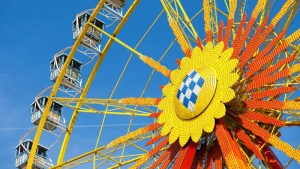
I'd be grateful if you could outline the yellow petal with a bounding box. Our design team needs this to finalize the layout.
[221,73,239,87]
[202,98,225,119]
[221,48,233,60]
[222,59,239,73]
[191,46,202,60]
[214,41,224,56]
[157,111,168,124]
[157,98,167,110]
[221,88,236,103]
[192,51,205,68]
[204,41,213,50]
[214,102,226,119]
[169,129,180,144]
[218,57,238,77]
[157,97,172,111]
[170,69,182,84]
[179,134,190,147]
[180,57,192,71]
[160,122,172,136]
[202,42,214,60]
[203,117,215,133]
[191,129,203,143]
[162,83,173,97]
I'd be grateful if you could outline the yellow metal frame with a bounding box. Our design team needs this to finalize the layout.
[57,0,141,166]
[25,0,300,168]
[50,131,163,169]
[160,0,198,39]
[50,4,204,168]
[93,9,166,167]
[26,0,108,168]
[89,23,145,57]
[26,0,141,168]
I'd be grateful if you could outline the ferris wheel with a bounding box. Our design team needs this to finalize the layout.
[14,0,300,168]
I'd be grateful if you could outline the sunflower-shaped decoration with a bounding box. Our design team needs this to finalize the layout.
[158,42,239,146]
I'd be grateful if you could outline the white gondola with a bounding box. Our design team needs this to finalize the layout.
[31,96,65,131]
[104,0,126,17]
[15,140,51,169]
[72,13,105,53]
[50,53,82,91]
[106,0,126,8]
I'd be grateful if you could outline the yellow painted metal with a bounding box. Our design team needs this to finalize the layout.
[77,107,150,114]
[93,9,166,167]
[224,0,230,12]
[118,7,204,167]
[175,0,198,38]
[283,0,299,30]
[236,0,246,21]
[209,0,219,42]
[259,0,268,24]
[54,97,158,106]
[56,0,141,166]
[89,22,145,57]
[51,132,155,168]
[54,97,121,104]
[26,1,300,168]
[108,157,143,169]
[118,7,203,165]
[126,141,149,153]
[96,147,120,168]
[160,0,171,17]
[77,110,150,117]
[98,154,146,160]
[79,110,150,117]
[61,154,144,167]
[160,0,198,39]
[98,152,121,164]
[167,2,195,39]
[51,146,107,169]
[25,1,106,168]
[63,103,152,115]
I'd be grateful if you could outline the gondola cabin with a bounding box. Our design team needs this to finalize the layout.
[72,13,105,50]
[50,53,82,89]
[105,0,126,8]
[31,96,64,131]
[15,140,48,169]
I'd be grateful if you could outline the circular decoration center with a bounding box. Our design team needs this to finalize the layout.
[174,66,217,120]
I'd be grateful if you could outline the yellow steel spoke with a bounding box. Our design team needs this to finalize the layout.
[108,157,143,169]
[54,97,121,104]
[80,110,150,117]
[89,23,147,58]
[175,0,199,38]
[54,97,158,106]
[96,146,120,168]
[94,9,166,168]
[56,0,141,166]
[63,103,152,116]
[259,0,268,24]
[283,0,299,30]
[224,0,230,12]
[24,1,300,169]
[78,105,151,115]
[26,1,108,168]
[51,131,157,168]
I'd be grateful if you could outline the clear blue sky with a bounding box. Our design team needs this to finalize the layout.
[0,0,299,168]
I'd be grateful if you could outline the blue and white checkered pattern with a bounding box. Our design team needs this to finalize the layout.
[176,70,204,112]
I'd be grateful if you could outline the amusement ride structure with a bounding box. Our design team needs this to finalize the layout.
[15,0,300,168]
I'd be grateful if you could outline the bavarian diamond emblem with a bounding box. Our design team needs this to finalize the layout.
[176,70,204,112]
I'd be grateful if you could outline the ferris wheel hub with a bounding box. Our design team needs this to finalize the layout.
[174,66,217,120]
